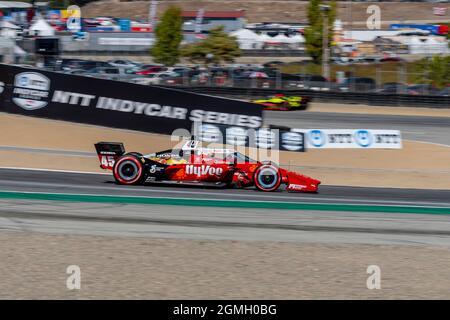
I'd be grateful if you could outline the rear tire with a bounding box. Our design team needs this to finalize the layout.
[253,164,282,192]
[113,155,145,185]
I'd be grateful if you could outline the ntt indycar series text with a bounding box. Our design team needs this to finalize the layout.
[0,65,263,135]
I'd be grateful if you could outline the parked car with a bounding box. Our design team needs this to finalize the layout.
[437,86,450,96]
[374,82,407,94]
[130,72,180,85]
[84,67,144,81]
[407,84,440,95]
[107,59,141,69]
[339,77,377,92]
[286,74,330,91]
[135,66,168,75]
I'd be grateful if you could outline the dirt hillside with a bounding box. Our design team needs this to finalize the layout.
[82,1,450,24]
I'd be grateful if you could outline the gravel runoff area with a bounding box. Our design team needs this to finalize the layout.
[0,231,450,299]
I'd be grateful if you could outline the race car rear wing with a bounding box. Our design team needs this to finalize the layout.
[94,142,125,170]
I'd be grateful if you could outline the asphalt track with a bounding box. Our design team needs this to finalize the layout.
[1,168,450,207]
[0,110,449,244]
[265,111,450,146]
[0,168,450,245]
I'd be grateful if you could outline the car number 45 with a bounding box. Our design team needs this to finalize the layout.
[101,156,115,167]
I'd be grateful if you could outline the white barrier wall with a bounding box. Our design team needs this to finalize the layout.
[291,129,402,149]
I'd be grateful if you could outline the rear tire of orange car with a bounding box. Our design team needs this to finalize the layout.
[113,155,144,185]
[253,164,282,192]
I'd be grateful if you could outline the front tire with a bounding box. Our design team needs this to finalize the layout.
[113,155,145,185]
[253,164,282,192]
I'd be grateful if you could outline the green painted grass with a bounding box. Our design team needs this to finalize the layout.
[0,191,449,215]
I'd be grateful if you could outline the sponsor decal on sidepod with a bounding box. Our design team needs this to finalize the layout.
[186,165,224,177]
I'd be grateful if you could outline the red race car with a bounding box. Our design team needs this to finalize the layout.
[94,140,320,192]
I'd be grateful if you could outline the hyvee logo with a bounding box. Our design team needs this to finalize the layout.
[12,72,50,110]
[186,165,223,176]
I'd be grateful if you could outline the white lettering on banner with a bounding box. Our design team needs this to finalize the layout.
[52,90,95,106]
[189,109,262,128]
[292,129,402,149]
[46,90,262,129]
[186,165,224,177]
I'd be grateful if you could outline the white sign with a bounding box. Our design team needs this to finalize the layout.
[292,129,402,149]
[66,5,82,32]
[12,72,51,110]
[195,8,205,34]
[149,0,158,28]
[98,38,155,46]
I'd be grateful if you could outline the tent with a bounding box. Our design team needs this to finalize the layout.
[0,20,21,38]
[286,34,305,44]
[407,36,426,54]
[258,33,276,43]
[30,18,55,36]
[272,34,290,43]
[14,45,27,56]
[424,37,449,55]
[230,29,262,49]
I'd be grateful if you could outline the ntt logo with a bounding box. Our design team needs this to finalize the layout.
[309,130,326,147]
[354,130,373,147]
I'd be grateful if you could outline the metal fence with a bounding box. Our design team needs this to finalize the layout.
[158,85,450,108]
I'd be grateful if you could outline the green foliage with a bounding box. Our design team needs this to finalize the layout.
[304,0,337,64]
[180,26,241,65]
[150,6,183,66]
[413,56,450,89]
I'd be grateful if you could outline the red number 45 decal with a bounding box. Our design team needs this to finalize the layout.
[101,156,115,168]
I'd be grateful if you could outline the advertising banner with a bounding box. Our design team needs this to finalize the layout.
[194,123,305,152]
[0,64,263,135]
[292,129,402,149]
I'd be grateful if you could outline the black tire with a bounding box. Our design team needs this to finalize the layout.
[113,154,145,185]
[253,164,282,192]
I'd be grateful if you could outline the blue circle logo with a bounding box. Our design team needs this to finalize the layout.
[18,76,28,87]
[309,130,326,147]
[354,130,372,147]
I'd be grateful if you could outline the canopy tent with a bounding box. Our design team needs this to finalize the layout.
[0,20,21,38]
[424,37,449,54]
[272,34,290,43]
[0,20,20,29]
[407,36,449,54]
[258,33,276,43]
[230,29,262,49]
[14,45,27,56]
[285,34,305,43]
[30,17,55,36]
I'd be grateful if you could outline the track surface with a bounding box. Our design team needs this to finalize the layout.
[1,168,450,207]
[265,111,450,146]
[0,168,450,245]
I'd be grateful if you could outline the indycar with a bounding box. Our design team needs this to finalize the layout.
[252,94,309,111]
[94,140,320,192]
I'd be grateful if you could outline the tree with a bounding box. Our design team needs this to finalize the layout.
[151,6,183,66]
[180,26,241,65]
[414,56,450,89]
[304,0,337,64]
